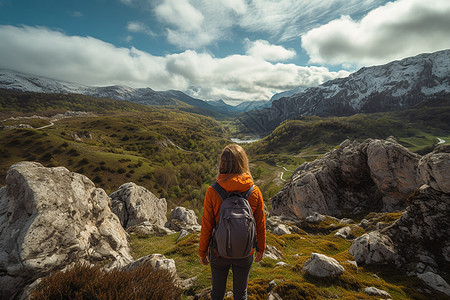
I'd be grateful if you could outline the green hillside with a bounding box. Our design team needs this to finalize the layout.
[0,90,231,214]
[246,99,450,157]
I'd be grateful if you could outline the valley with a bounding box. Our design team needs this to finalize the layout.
[1,49,449,299]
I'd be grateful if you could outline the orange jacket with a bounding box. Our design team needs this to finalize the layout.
[199,173,266,258]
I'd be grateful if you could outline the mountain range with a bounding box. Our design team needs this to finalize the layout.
[239,49,450,134]
[0,70,269,114]
[1,49,449,126]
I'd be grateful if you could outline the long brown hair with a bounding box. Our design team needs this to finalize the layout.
[218,144,251,177]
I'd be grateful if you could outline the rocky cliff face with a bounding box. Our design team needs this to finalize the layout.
[349,145,450,295]
[0,162,133,299]
[271,138,423,218]
[241,49,450,134]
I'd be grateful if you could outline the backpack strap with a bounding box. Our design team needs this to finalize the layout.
[243,185,255,200]
[211,182,255,200]
[211,182,228,200]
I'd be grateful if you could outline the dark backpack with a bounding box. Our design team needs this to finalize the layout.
[210,182,257,259]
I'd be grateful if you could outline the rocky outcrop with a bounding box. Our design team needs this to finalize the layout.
[384,185,449,274]
[302,253,345,277]
[417,272,450,296]
[0,162,133,299]
[349,146,449,291]
[165,206,201,232]
[110,182,168,229]
[272,138,422,218]
[418,144,450,193]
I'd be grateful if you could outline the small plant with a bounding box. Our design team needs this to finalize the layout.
[272,281,321,300]
[31,263,182,299]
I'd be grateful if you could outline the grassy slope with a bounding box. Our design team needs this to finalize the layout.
[131,212,447,299]
[0,90,230,214]
[2,90,449,299]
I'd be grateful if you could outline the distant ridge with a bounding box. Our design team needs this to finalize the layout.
[0,69,269,114]
[239,49,450,134]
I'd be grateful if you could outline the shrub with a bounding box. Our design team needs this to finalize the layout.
[31,263,182,299]
[272,281,321,300]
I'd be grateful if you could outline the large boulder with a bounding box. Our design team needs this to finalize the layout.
[124,254,176,276]
[349,231,397,265]
[349,184,449,277]
[272,138,422,218]
[417,272,450,296]
[0,162,133,299]
[302,253,345,277]
[384,185,450,275]
[366,138,423,211]
[110,182,167,229]
[165,206,201,232]
[418,145,450,193]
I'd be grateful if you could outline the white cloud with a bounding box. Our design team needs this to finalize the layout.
[150,0,387,48]
[301,0,450,66]
[71,11,83,18]
[127,21,155,36]
[245,39,296,62]
[0,25,349,101]
[155,0,204,32]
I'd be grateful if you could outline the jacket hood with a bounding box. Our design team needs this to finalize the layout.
[216,173,254,193]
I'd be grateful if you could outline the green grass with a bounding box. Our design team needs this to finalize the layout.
[128,214,447,299]
[0,110,230,214]
[244,100,450,157]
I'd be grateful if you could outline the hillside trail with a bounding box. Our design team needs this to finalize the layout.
[36,122,54,130]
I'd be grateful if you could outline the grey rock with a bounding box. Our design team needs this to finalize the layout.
[0,162,132,299]
[383,185,449,274]
[349,231,397,265]
[366,139,422,211]
[334,226,353,239]
[272,138,420,218]
[417,272,450,296]
[339,218,354,224]
[305,212,326,224]
[359,219,369,228]
[124,253,176,276]
[418,146,450,193]
[127,221,175,237]
[110,182,167,229]
[272,223,291,236]
[364,286,392,298]
[165,206,201,232]
[268,291,283,300]
[264,245,284,260]
[176,229,190,241]
[302,253,345,277]
[275,262,289,267]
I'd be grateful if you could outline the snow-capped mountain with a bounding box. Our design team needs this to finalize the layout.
[0,70,179,106]
[0,70,266,113]
[269,86,306,102]
[240,49,450,134]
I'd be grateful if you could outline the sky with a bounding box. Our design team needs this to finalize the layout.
[0,0,449,104]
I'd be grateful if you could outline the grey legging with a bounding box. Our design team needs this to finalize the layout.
[210,254,254,300]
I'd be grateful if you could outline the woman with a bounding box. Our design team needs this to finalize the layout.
[199,144,266,300]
